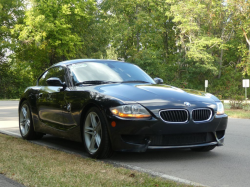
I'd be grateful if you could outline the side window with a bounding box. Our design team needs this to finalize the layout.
[50,67,65,82]
[38,71,49,86]
[38,67,65,86]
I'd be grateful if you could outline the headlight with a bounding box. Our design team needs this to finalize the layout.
[216,102,224,115]
[110,104,151,118]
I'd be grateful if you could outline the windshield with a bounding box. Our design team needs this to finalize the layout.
[68,61,155,85]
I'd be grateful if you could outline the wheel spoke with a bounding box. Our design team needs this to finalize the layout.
[89,135,96,150]
[85,126,94,135]
[90,113,97,128]
[85,127,94,131]
[24,121,29,133]
[95,122,101,132]
[95,134,101,147]
[85,130,94,135]
[22,107,27,119]
[20,120,25,126]
[27,119,30,127]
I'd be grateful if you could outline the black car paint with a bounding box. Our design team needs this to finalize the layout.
[19,59,228,152]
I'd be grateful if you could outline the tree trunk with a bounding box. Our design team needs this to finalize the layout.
[136,5,139,52]
[218,48,223,79]
[163,22,168,62]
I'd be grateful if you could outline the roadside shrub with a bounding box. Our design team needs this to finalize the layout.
[243,99,250,111]
[229,95,244,109]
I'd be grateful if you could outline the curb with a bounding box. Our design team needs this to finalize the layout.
[0,174,26,187]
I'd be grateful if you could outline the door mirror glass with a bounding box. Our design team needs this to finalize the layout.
[154,77,163,84]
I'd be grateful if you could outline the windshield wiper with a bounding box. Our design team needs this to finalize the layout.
[121,80,152,84]
[75,80,119,86]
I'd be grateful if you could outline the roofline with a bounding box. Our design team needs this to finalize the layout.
[51,59,126,67]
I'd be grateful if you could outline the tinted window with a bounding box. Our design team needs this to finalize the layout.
[38,67,65,86]
[69,61,155,84]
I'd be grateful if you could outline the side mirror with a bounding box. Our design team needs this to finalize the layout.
[154,77,163,84]
[46,77,66,90]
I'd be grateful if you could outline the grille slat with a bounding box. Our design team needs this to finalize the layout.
[160,109,188,123]
[192,109,212,122]
[180,111,184,121]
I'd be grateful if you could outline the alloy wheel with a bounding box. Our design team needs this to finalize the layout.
[84,112,102,154]
[20,104,31,136]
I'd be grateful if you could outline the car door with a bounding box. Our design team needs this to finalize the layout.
[36,66,66,128]
[61,67,82,129]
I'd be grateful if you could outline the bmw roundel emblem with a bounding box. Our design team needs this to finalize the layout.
[184,102,191,107]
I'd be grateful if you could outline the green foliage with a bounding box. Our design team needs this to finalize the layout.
[0,0,27,99]
[101,0,176,63]
[227,0,250,75]
[0,0,24,48]
[13,0,101,78]
[104,46,118,60]
[0,60,34,99]
[1,0,250,99]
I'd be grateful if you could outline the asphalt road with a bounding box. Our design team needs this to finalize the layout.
[1,101,250,187]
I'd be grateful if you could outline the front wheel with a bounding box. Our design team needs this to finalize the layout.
[83,107,113,159]
[190,145,216,152]
[19,101,43,140]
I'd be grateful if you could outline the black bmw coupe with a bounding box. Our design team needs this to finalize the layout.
[19,59,227,158]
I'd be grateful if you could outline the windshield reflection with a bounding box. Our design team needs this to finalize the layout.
[69,61,155,85]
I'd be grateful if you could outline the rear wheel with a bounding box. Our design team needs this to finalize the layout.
[190,145,216,152]
[83,107,113,159]
[19,101,43,140]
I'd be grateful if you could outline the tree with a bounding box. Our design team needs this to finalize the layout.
[13,0,97,78]
[101,0,177,80]
[226,0,250,75]
[0,0,24,63]
[0,0,27,99]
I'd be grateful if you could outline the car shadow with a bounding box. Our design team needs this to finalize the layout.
[110,148,222,163]
[33,135,223,163]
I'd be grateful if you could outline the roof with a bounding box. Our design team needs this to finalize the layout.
[51,59,123,67]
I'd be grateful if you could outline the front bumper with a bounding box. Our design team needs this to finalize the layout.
[106,113,227,152]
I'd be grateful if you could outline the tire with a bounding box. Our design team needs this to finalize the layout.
[83,107,113,159]
[190,145,216,152]
[19,101,44,140]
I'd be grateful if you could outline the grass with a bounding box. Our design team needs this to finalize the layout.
[224,103,250,119]
[0,99,19,101]
[225,109,250,119]
[0,134,190,187]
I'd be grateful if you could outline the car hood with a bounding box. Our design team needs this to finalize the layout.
[76,83,219,117]
[92,83,219,108]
